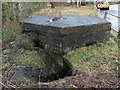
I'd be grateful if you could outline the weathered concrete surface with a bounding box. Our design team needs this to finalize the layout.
[20,15,111,55]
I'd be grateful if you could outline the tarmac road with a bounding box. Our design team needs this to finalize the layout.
[97,4,120,32]
[107,4,120,32]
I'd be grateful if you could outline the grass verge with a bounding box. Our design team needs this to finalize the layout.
[64,30,118,77]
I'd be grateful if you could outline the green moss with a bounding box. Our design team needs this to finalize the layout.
[21,42,34,50]
[15,48,65,75]
[20,34,35,50]
[15,48,46,69]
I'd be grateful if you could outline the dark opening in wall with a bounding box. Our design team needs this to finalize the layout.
[86,41,97,46]
[39,57,73,82]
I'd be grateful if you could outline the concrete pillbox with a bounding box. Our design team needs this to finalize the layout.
[20,15,111,55]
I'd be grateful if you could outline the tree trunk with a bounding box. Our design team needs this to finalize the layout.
[50,2,64,8]
[80,0,81,6]
[76,0,81,7]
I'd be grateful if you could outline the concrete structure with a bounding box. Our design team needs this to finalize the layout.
[20,15,111,55]
[20,15,111,80]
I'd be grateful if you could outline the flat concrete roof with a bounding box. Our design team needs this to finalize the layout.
[21,15,110,28]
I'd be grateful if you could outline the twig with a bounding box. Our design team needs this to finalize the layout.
[0,82,8,88]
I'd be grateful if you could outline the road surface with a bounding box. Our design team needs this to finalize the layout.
[97,4,120,32]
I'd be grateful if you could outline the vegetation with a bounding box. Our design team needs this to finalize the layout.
[65,30,118,77]
[2,2,48,45]
[2,2,119,88]
[15,48,46,69]
[13,30,118,78]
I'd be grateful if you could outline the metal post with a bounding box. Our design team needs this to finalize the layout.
[77,0,79,7]
[104,11,108,19]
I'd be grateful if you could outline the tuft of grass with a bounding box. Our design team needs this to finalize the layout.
[20,34,35,51]
[2,63,11,71]
[2,21,19,44]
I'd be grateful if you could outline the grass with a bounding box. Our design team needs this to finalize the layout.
[29,5,96,17]
[2,20,19,45]
[13,29,118,78]
[2,6,119,87]
[64,30,118,77]
[15,48,46,69]
[4,5,118,74]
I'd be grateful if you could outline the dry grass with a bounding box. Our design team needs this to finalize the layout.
[29,6,97,17]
